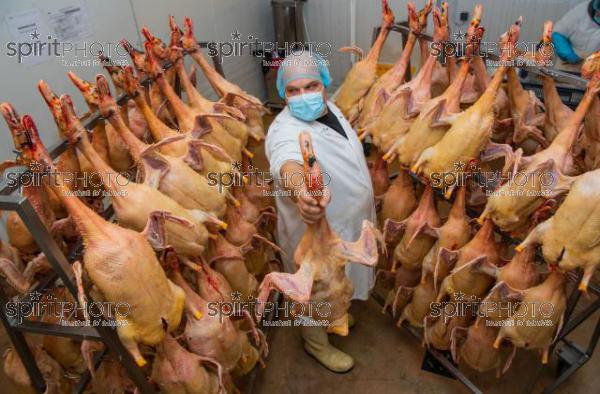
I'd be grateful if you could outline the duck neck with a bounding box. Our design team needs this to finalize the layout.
[476,65,507,113]
[106,110,147,159]
[388,33,418,81]
[76,135,122,196]
[444,59,471,111]
[155,73,194,126]
[133,90,177,140]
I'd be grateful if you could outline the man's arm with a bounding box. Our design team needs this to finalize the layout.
[280,161,331,224]
[552,32,583,64]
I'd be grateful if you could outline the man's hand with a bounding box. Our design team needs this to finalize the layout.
[297,186,331,224]
[280,161,331,224]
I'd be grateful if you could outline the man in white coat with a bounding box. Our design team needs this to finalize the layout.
[265,51,376,372]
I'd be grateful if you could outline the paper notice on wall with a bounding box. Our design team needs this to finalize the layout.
[5,8,54,66]
[47,2,91,42]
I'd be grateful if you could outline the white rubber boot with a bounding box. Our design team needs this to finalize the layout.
[301,325,354,373]
[348,313,355,329]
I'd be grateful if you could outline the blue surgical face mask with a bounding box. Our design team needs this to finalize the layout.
[287,92,326,122]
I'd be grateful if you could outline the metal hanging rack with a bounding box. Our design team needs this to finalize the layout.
[381,22,590,89]
[367,21,599,394]
[0,42,224,394]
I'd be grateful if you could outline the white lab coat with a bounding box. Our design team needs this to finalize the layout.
[265,101,376,300]
[554,1,600,72]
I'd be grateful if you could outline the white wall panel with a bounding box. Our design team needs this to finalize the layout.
[127,0,215,97]
[356,0,410,64]
[307,0,428,89]
[130,0,274,101]
[303,0,352,92]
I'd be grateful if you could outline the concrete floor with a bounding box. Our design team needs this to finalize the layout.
[251,293,599,394]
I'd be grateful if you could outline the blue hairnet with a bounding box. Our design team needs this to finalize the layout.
[276,52,332,98]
